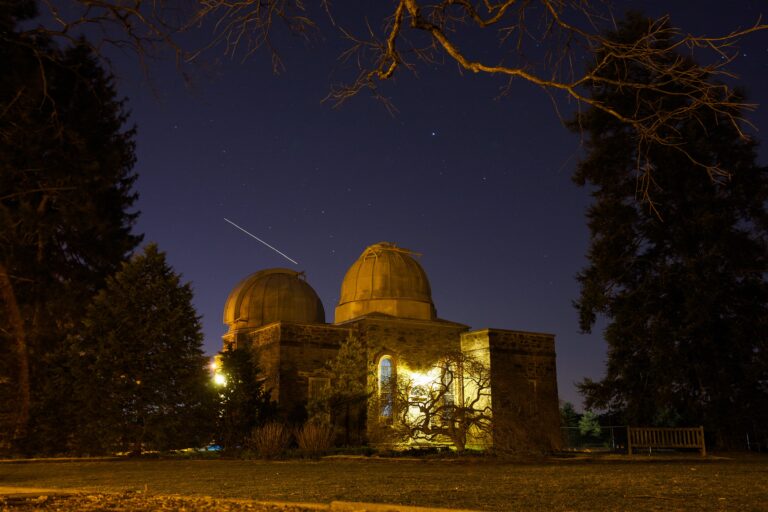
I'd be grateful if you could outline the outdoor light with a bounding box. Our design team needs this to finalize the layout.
[209,356,226,386]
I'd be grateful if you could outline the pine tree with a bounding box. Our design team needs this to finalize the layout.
[0,2,140,451]
[578,411,601,439]
[69,244,213,454]
[314,333,370,446]
[331,334,371,445]
[571,13,768,447]
[215,346,275,450]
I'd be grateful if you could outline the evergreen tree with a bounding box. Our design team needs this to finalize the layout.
[572,13,768,447]
[69,244,213,454]
[215,346,275,450]
[0,2,140,451]
[321,333,369,446]
[559,402,579,429]
[578,411,601,439]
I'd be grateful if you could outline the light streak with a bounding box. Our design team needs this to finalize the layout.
[223,217,299,265]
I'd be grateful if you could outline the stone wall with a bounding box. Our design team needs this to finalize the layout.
[241,322,350,417]
[231,318,561,452]
[462,328,561,452]
[347,315,468,445]
[276,323,350,418]
[353,315,467,371]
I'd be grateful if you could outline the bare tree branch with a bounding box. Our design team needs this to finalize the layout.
[393,352,492,451]
[19,1,768,201]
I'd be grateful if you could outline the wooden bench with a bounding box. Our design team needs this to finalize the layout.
[627,426,706,456]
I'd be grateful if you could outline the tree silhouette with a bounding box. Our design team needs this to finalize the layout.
[69,244,213,454]
[216,345,276,450]
[1,1,140,452]
[308,333,370,446]
[572,13,768,447]
[17,1,768,192]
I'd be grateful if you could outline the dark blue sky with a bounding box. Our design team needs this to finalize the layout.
[107,1,767,408]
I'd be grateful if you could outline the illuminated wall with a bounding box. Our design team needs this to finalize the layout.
[222,244,561,452]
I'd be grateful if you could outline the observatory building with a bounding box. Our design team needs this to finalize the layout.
[222,242,560,451]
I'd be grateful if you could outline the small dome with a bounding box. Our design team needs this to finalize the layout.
[335,242,436,323]
[224,268,325,332]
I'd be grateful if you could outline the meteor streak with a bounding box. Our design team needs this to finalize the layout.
[223,218,298,265]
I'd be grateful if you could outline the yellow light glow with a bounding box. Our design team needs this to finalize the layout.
[406,367,441,388]
[213,373,227,387]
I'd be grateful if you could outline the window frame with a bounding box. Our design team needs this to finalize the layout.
[377,355,396,419]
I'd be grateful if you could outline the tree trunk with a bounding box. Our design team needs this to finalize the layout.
[0,262,30,444]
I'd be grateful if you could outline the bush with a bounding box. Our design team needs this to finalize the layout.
[249,423,291,459]
[296,421,333,457]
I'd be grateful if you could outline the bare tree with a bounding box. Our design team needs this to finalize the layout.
[21,1,767,200]
[393,352,492,452]
[321,1,766,201]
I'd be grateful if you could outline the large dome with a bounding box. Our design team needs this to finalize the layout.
[223,268,325,332]
[335,242,436,323]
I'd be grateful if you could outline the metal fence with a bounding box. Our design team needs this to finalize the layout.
[560,425,627,452]
[563,425,768,453]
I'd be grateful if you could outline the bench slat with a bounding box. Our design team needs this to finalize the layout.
[627,426,705,456]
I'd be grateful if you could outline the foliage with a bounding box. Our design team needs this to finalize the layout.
[0,2,141,452]
[216,346,276,449]
[295,421,333,457]
[393,352,492,452]
[571,13,768,447]
[248,422,290,459]
[68,244,213,454]
[311,333,370,446]
[578,411,602,438]
[560,402,579,429]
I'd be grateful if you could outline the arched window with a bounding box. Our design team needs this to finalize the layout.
[442,365,455,407]
[378,356,394,418]
[440,363,456,423]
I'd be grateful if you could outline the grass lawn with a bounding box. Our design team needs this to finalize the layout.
[1,454,767,511]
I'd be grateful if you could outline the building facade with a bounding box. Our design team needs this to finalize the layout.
[222,242,560,451]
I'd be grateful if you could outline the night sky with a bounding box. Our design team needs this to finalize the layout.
[102,1,767,408]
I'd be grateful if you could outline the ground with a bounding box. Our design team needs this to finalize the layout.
[0,454,766,511]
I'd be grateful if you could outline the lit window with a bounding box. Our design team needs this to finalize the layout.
[440,364,456,424]
[442,366,455,407]
[379,356,394,418]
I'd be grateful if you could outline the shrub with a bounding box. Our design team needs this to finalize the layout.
[249,423,291,459]
[296,421,333,457]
